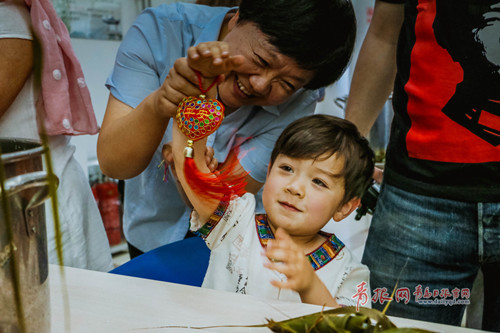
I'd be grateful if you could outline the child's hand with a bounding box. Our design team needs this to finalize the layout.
[187,42,245,79]
[264,228,317,294]
[264,228,339,307]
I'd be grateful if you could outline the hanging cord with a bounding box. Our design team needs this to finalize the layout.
[195,70,220,95]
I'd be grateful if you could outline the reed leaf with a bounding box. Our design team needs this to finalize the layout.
[139,306,437,332]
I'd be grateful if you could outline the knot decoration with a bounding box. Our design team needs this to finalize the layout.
[176,96,224,143]
[174,70,247,200]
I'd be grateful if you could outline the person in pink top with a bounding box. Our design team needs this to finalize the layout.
[0,0,113,271]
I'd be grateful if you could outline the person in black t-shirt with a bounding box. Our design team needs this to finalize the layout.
[345,0,500,330]
[434,1,500,145]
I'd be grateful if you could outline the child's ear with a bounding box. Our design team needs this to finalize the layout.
[332,197,361,222]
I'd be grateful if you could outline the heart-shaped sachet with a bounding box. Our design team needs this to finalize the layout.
[176,95,225,141]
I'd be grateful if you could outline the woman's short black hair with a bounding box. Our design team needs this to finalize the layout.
[238,0,356,89]
[196,0,240,7]
[270,114,374,205]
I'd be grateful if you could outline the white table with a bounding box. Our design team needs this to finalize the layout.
[48,265,489,333]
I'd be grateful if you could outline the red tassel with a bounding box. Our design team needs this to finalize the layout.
[183,145,248,201]
[177,71,249,200]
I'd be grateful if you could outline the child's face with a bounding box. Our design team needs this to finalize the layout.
[262,153,352,238]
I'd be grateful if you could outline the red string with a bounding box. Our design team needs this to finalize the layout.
[195,70,219,94]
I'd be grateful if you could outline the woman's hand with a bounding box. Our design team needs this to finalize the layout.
[152,42,244,121]
[153,57,203,120]
[187,41,244,79]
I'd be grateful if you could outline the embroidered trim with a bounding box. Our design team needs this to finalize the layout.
[255,214,345,271]
[194,195,231,239]
[255,214,274,248]
[308,231,345,270]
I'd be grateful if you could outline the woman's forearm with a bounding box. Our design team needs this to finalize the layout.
[345,0,403,137]
[97,92,171,179]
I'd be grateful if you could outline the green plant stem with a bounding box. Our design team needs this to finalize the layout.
[0,149,26,333]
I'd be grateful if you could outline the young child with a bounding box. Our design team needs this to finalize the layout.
[172,97,375,307]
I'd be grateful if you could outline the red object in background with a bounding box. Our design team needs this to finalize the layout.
[93,181,121,245]
[91,186,99,204]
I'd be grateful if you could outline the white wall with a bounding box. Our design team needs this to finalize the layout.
[70,38,121,175]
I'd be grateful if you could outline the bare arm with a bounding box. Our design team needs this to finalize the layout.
[168,42,251,221]
[171,98,262,222]
[345,0,404,136]
[97,41,244,180]
[167,42,261,213]
[172,123,219,222]
[97,93,169,179]
[0,38,33,117]
[162,142,263,210]
[97,57,206,179]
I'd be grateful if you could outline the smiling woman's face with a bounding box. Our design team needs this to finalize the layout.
[217,18,314,112]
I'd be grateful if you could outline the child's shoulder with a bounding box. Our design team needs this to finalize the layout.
[318,230,345,249]
[229,192,256,212]
[309,231,348,270]
[190,192,257,235]
[315,231,368,269]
